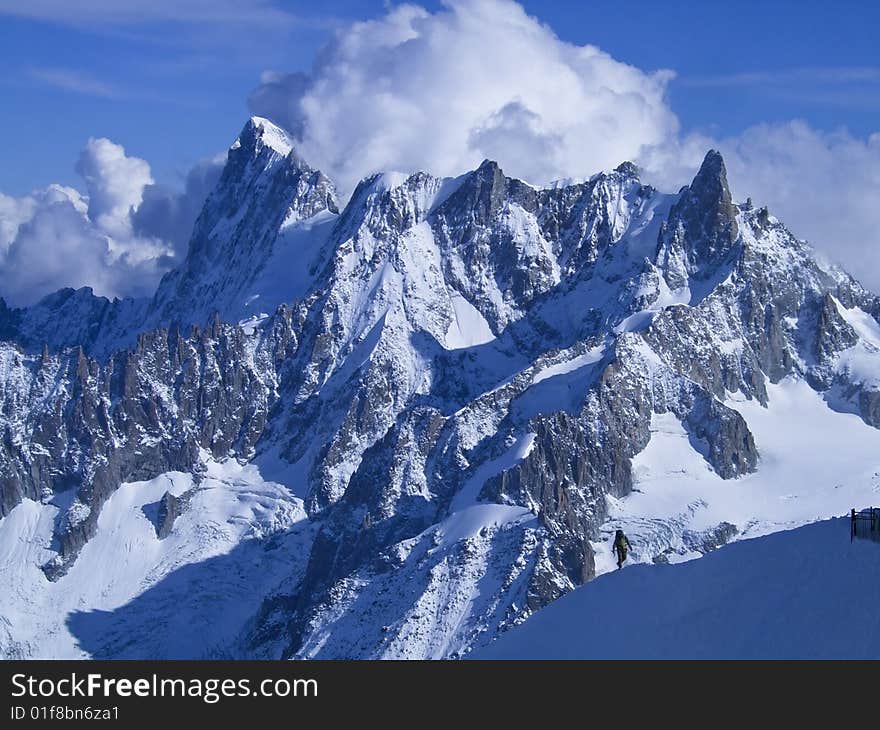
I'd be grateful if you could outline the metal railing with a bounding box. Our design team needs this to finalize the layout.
[851,507,880,543]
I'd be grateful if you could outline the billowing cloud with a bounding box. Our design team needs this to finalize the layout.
[132,155,224,261]
[75,137,154,238]
[1,188,152,305]
[248,0,679,196]
[0,190,39,253]
[245,0,880,292]
[718,122,880,289]
[0,140,218,307]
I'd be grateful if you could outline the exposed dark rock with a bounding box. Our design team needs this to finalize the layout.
[815,292,858,363]
[657,150,740,288]
[684,521,739,554]
[156,490,191,539]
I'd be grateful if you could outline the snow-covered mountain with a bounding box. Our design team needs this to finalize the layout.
[2,117,880,659]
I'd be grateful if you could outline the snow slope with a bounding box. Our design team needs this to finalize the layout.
[0,457,312,659]
[832,297,880,390]
[591,377,880,575]
[477,517,880,659]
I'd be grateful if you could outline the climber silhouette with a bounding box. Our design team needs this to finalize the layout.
[612,529,631,570]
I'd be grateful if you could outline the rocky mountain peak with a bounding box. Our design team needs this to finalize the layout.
[436,158,538,232]
[687,149,733,212]
[613,160,639,179]
[453,158,510,223]
[221,117,336,208]
[145,119,338,330]
[235,116,296,160]
[693,149,728,190]
[656,149,740,289]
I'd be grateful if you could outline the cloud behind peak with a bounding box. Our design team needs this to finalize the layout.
[248,0,679,197]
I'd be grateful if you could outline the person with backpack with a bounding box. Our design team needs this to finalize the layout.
[612,529,631,569]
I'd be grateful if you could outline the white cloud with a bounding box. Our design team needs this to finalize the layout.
[28,67,124,99]
[0,140,217,307]
[1,190,144,305]
[248,0,679,196]
[718,122,880,289]
[680,66,880,88]
[246,0,880,291]
[0,191,39,253]
[75,137,153,238]
[0,0,297,30]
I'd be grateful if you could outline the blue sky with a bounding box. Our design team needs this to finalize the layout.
[1,0,878,194]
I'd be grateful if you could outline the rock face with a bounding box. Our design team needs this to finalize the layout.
[0,312,299,578]
[3,120,880,658]
[156,490,189,539]
[148,117,338,330]
[0,287,147,357]
[657,150,740,288]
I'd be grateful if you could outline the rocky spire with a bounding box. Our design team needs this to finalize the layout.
[687,149,738,243]
[234,116,296,161]
[435,158,538,234]
[446,159,509,226]
[657,149,740,289]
